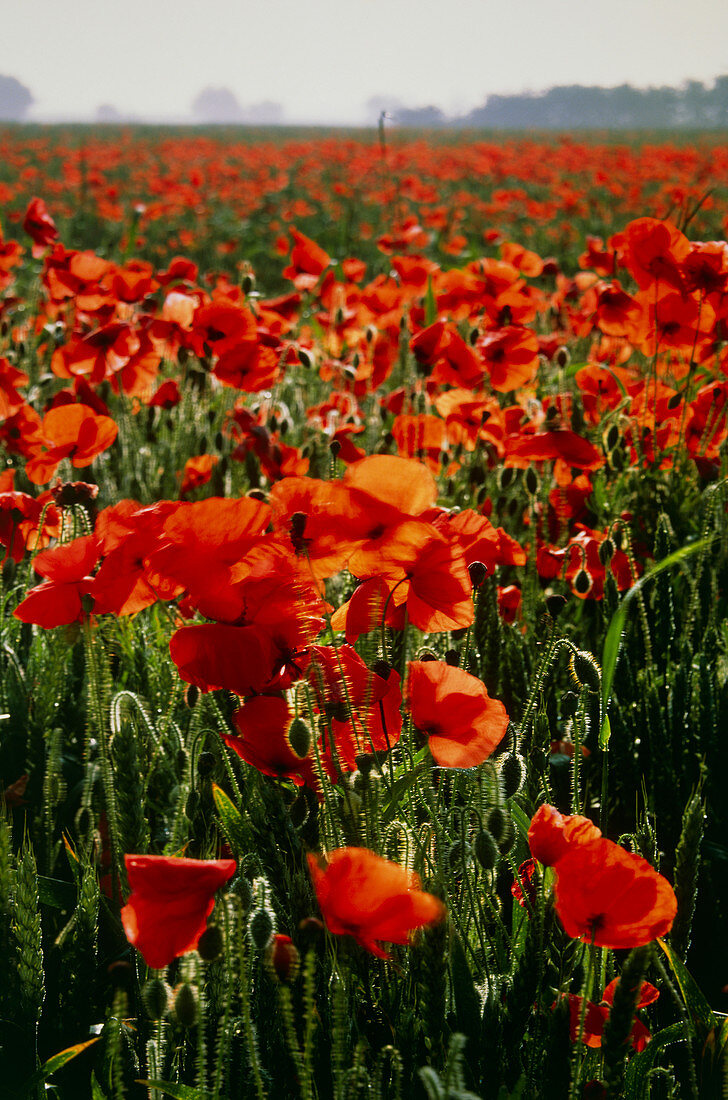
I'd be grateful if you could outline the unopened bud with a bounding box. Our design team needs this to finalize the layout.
[473,829,499,870]
[524,467,539,496]
[569,650,601,692]
[546,594,567,619]
[598,538,615,565]
[248,907,275,951]
[173,982,198,1028]
[468,560,488,588]
[500,753,525,799]
[287,718,311,759]
[573,568,592,596]
[266,934,300,982]
[197,924,224,961]
[142,978,173,1020]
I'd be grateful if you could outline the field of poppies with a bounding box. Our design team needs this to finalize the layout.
[1,126,728,1099]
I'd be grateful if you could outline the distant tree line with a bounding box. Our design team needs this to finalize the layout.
[394,78,728,129]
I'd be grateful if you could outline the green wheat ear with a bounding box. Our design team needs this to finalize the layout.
[0,810,16,1019]
[13,839,45,1041]
[671,793,705,961]
[601,944,653,1098]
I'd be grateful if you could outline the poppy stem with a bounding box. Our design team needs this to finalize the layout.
[568,934,597,1100]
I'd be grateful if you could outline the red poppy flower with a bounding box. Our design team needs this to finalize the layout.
[0,490,60,563]
[283,229,331,290]
[307,646,403,770]
[553,839,677,949]
[25,404,118,486]
[180,454,218,496]
[528,804,602,867]
[223,694,320,788]
[121,854,236,969]
[563,978,659,1052]
[476,326,539,393]
[23,198,59,252]
[307,847,445,958]
[13,535,99,628]
[406,660,508,768]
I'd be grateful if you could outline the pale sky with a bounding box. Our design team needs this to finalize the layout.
[7,0,728,124]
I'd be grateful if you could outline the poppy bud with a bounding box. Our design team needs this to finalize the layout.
[142,978,173,1020]
[241,270,256,295]
[468,560,488,588]
[231,875,253,910]
[555,346,571,369]
[248,488,267,502]
[496,816,516,854]
[298,916,324,944]
[561,691,579,718]
[287,717,311,759]
[2,558,16,585]
[603,423,620,451]
[107,960,134,990]
[598,538,615,565]
[266,934,300,983]
[248,907,275,951]
[525,467,539,496]
[298,347,313,369]
[288,792,309,829]
[80,593,95,615]
[329,439,341,460]
[485,805,509,845]
[184,791,200,821]
[497,465,517,490]
[573,568,593,596]
[473,829,499,870]
[197,751,215,778]
[185,684,199,709]
[447,841,473,874]
[500,754,525,799]
[667,391,682,411]
[569,650,601,692]
[197,924,224,961]
[173,982,198,1028]
[546,593,567,619]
